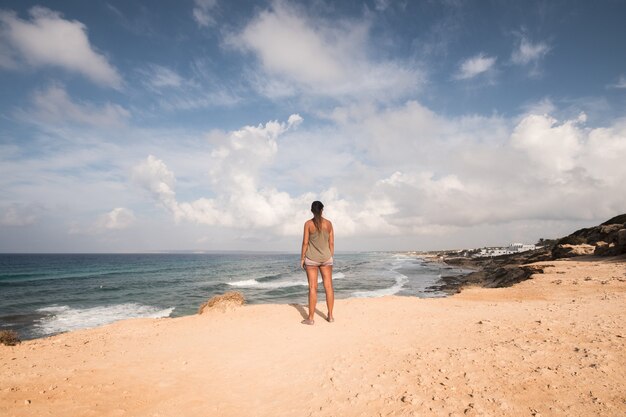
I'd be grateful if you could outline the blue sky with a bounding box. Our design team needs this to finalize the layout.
[1,0,625,252]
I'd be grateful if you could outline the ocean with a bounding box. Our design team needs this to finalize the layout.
[0,252,468,340]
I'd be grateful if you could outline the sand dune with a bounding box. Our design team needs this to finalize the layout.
[2,256,625,416]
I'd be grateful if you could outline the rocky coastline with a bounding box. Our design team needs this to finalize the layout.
[426,214,626,294]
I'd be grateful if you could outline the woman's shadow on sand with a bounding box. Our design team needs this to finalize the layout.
[289,303,329,321]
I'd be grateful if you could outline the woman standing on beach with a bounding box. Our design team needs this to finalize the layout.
[300,201,335,325]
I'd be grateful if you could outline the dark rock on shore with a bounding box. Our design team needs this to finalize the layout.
[426,213,626,294]
[426,247,552,294]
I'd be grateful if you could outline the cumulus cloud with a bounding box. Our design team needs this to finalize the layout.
[97,208,135,230]
[131,115,404,237]
[326,100,626,230]
[511,113,585,173]
[192,0,218,27]
[455,53,497,80]
[19,84,130,127]
[207,113,303,181]
[132,115,310,233]
[226,1,422,99]
[132,155,179,212]
[131,106,626,243]
[0,7,122,88]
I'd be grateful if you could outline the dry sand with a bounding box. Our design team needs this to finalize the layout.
[2,256,625,416]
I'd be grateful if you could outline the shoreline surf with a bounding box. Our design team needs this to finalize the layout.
[0,252,464,340]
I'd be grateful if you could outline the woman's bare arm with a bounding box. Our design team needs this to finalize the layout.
[328,221,334,258]
[300,221,310,269]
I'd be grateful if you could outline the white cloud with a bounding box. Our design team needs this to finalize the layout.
[0,7,122,88]
[132,115,310,233]
[132,155,179,212]
[20,84,130,127]
[126,103,626,244]
[98,208,136,230]
[131,115,403,237]
[207,113,303,182]
[511,113,584,173]
[520,98,556,116]
[192,0,218,27]
[511,37,550,65]
[68,208,136,235]
[511,36,550,78]
[329,100,626,229]
[227,1,422,99]
[3,94,625,251]
[455,53,497,80]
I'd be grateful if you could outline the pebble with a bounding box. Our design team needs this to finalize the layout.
[400,394,418,405]
[24,399,31,405]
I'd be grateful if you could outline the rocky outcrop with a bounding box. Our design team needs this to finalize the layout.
[552,243,595,258]
[615,230,626,246]
[553,214,626,257]
[198,291,245,314]
[429,247,552,294]
[427,213,626,294]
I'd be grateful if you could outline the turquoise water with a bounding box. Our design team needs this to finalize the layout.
[0,252,466,339]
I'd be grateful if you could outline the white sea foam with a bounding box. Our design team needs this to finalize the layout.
[227,278,307,289]
[351,272,408,298]
[35,304,174,336]
[228,271,346,289]
[227,279,260,287]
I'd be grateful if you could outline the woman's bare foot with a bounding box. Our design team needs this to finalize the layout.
[327,316,334,323]
[301,319,315,325]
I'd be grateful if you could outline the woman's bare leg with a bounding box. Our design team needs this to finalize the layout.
[320,265,334,321]
[304,266,319,323]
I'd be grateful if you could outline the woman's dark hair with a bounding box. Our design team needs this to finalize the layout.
[311,201,324,231]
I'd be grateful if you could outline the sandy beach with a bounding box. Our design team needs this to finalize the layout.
[1,256,625,417]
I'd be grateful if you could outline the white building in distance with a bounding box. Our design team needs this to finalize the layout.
[474,243,538,258]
